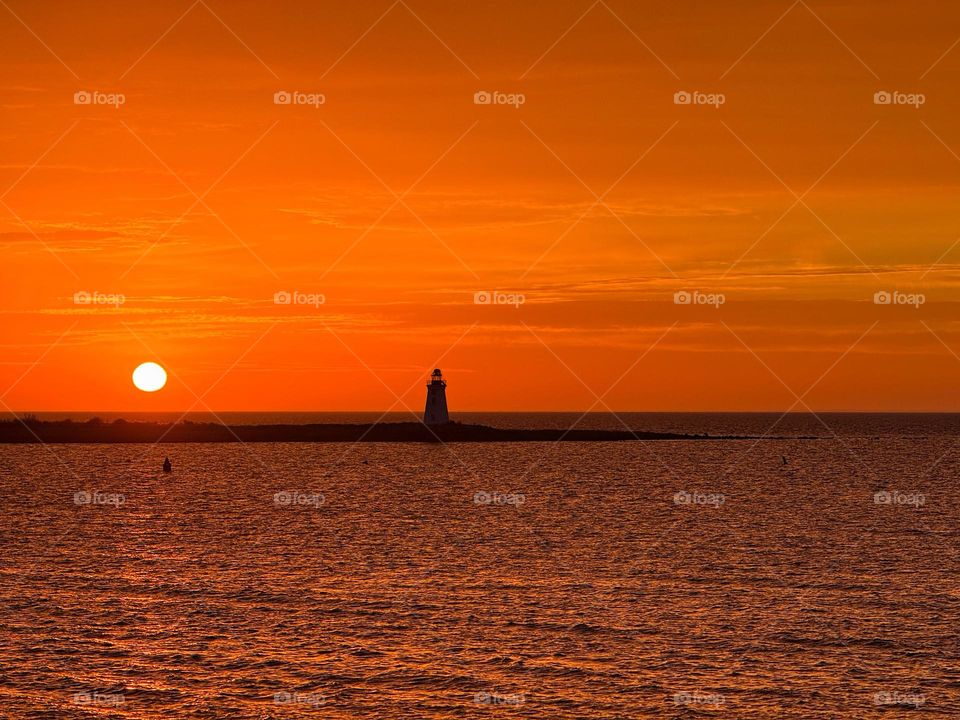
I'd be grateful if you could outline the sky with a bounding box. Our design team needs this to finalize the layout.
[2,0,960,412]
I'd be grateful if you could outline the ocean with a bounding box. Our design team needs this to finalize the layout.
[0,414,957,717]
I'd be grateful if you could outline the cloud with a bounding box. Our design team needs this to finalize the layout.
[280,191,750,232]
[0,229,121,244]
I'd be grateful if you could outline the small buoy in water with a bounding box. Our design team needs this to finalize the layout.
[781,455,788,466]
[162,457,172,473]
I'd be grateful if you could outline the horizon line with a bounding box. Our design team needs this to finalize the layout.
[6,409,960,415]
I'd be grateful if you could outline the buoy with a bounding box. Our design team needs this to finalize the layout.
[162,457,172,473]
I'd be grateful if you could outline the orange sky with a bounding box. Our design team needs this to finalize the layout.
[2,0,960,412]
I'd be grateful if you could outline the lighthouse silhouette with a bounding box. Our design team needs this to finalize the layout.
[423,368,450,425]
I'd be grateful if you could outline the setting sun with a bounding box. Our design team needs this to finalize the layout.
[132,362,167,393]
[2,2,959,718]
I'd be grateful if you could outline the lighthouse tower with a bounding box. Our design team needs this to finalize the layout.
[423,368,450,425]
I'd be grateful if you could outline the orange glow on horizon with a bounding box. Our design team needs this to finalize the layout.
[2,1,960,412]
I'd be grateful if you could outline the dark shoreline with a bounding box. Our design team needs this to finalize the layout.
[0,420,785,443]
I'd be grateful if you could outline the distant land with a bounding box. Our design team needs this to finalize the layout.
[0,418,782,443]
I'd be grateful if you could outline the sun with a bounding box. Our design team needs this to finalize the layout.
[132,362,167,392]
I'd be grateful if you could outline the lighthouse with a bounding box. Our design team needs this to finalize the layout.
[423,368,450,425]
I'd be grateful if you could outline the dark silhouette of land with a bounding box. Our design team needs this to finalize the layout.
[0,418,779,443]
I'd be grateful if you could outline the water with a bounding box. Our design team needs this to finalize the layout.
[9,411,960,436]
[0,415,958,717]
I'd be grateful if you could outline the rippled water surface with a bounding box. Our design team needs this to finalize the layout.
[1,420,958,717]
